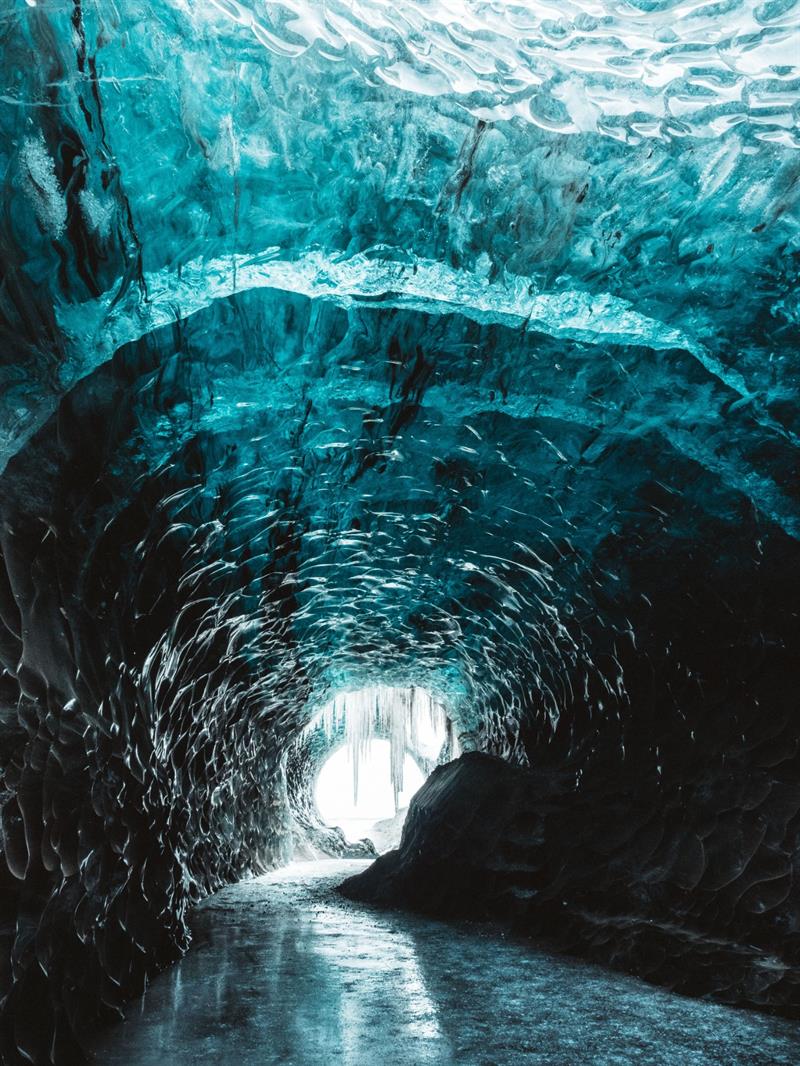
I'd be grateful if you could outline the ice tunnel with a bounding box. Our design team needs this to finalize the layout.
[0,0,799,1062]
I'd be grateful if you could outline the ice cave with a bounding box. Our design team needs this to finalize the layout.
[0,0,799,1063]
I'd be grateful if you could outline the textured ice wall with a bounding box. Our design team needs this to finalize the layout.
[3,0,799,471]
[0,0,799,1061]
[189,0,800,142]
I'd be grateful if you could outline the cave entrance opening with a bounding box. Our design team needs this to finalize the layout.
[309,685,455,852]
[315,740,425,850]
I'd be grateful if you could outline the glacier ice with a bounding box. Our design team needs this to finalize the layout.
[0,0,799,1061]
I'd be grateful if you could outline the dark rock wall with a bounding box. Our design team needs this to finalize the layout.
[343,752,800,1014]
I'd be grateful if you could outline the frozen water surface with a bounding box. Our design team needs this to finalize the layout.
[85,862,800,1066]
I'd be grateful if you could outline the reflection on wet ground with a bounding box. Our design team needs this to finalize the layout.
[86,860,800,1066]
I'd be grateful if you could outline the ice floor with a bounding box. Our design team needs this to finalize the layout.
[85,861,800,1066]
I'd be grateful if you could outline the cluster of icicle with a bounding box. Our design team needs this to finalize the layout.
[313,686,456,807]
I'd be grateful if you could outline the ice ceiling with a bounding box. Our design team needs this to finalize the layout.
[0,0,799,1061]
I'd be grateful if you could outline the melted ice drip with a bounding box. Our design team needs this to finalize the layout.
[313,687,455,807]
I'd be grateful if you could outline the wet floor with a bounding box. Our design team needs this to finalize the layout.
[86,860,800,1066]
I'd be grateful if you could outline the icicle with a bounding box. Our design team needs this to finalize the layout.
[388,688,407,810]
[307,685,452,812]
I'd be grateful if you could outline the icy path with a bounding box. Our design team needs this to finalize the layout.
[87,860,800,1066]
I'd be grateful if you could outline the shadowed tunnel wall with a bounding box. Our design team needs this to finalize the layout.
[0,1,799,1062]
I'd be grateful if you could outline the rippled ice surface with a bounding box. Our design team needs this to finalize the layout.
[187,0,800,144]
[85,861,800,1066]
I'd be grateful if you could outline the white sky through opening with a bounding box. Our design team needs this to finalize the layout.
[309,686,453,849]
[315,739,425,847]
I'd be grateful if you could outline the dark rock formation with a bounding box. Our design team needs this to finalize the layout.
[343,753,800,1015]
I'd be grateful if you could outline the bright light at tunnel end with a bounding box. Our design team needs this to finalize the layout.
[315,740,425,844]
[307,685,454,847]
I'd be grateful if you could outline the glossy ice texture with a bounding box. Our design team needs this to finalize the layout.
[0,1,799,1062]
[84,862,800,1066]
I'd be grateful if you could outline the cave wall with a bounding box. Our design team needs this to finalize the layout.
[345,742,800,1014]
[0,0,798,1061]
[0,354,300,1061]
